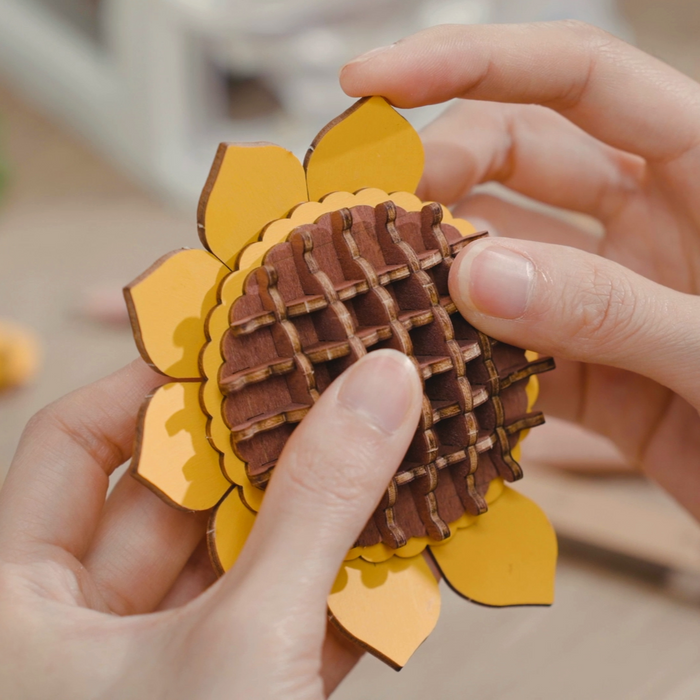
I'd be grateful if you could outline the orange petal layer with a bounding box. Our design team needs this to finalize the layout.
[429,486,557,607]
[132,382,231,510]
[328,555,440,669]
[208,487,256,574]
[198,143,308,269]
[305,97,424,201]
[125,249,227,379]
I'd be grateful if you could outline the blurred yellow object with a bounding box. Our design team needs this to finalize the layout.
[0,320,40,391]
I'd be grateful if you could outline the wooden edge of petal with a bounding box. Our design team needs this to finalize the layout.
[129,388,196,512]
[197,142,228,251]
[303,97,372,172]
[123,249,185,377]
[327,614,404,672]
[207,486,256,576]
[197,141,279,254]
[207,500,227,578]
[130,381,231,512]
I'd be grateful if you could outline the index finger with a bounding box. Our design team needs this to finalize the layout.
[0,359,166,559]
[340,22,700,163]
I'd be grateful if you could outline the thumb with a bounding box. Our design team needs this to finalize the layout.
[449,237,700,404]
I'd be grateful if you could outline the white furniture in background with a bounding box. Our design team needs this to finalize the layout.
[0,0,628,207]
[0,0,463,206]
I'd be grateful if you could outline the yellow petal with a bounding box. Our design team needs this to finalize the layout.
[132,382,232,510]
[358,543,395,563]
[515,367,541,444]
[429,486,557,606]
[526,373,540,409]
[240,482,264,512]
[305,97,424,201]
[198,143,308,269]
[346,479,506,562]
[384,190,423,211]
[209,487,256,574]
[125,249,227,379]
[328,555,440,669]
[442,207,478,238]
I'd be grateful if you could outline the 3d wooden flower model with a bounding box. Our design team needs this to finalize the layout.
[125,97,558,669]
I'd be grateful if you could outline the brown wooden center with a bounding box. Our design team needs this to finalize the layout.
[218,201,554,549]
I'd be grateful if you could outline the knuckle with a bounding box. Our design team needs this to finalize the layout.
[29,401,125,470]
[23,403,55,436]
[567,263,640,352]
[550,21,618,111]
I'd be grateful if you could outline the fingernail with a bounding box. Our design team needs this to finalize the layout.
[344,43,395,67]
[456,243,534,319]
[338,349,417,434]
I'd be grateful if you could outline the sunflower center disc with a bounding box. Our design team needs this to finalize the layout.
[218,200,552,549]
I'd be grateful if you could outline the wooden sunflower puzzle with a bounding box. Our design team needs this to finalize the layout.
[126,96,558,669]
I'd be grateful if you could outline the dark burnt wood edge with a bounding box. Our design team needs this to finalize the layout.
[426,548,553,609]
[196,141,282,255]
[327,611,404,672]
[129,386,234,513]
[302,97,373,173]
[123,248,191,378]
[207,486,247,578]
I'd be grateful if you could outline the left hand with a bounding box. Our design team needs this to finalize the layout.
[0,351,422,699]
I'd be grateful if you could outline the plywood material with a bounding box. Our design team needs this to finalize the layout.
[209,487,256,574]
[125,95,557,670]
[220,200,553,548]
[430,485,557,606]
[304,96,424,201]
[131,382,231,510]
[329,555,441,670]
[125,248,227,379]
[198,143,308,269]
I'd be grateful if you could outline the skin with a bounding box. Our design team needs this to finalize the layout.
[0,353,423,699]
[341,21,700,522]
[2,19,700,699]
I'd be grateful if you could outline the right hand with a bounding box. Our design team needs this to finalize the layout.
[341,21,700,521]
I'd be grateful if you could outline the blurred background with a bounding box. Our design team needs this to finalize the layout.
[1,0,700,698]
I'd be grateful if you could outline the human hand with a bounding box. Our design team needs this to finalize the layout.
[340,21,700,521]
[0,351,422,699]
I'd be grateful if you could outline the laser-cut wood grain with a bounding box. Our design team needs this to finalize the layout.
[220,201,554,548]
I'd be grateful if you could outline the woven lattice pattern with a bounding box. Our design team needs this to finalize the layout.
[219,202,554,548]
